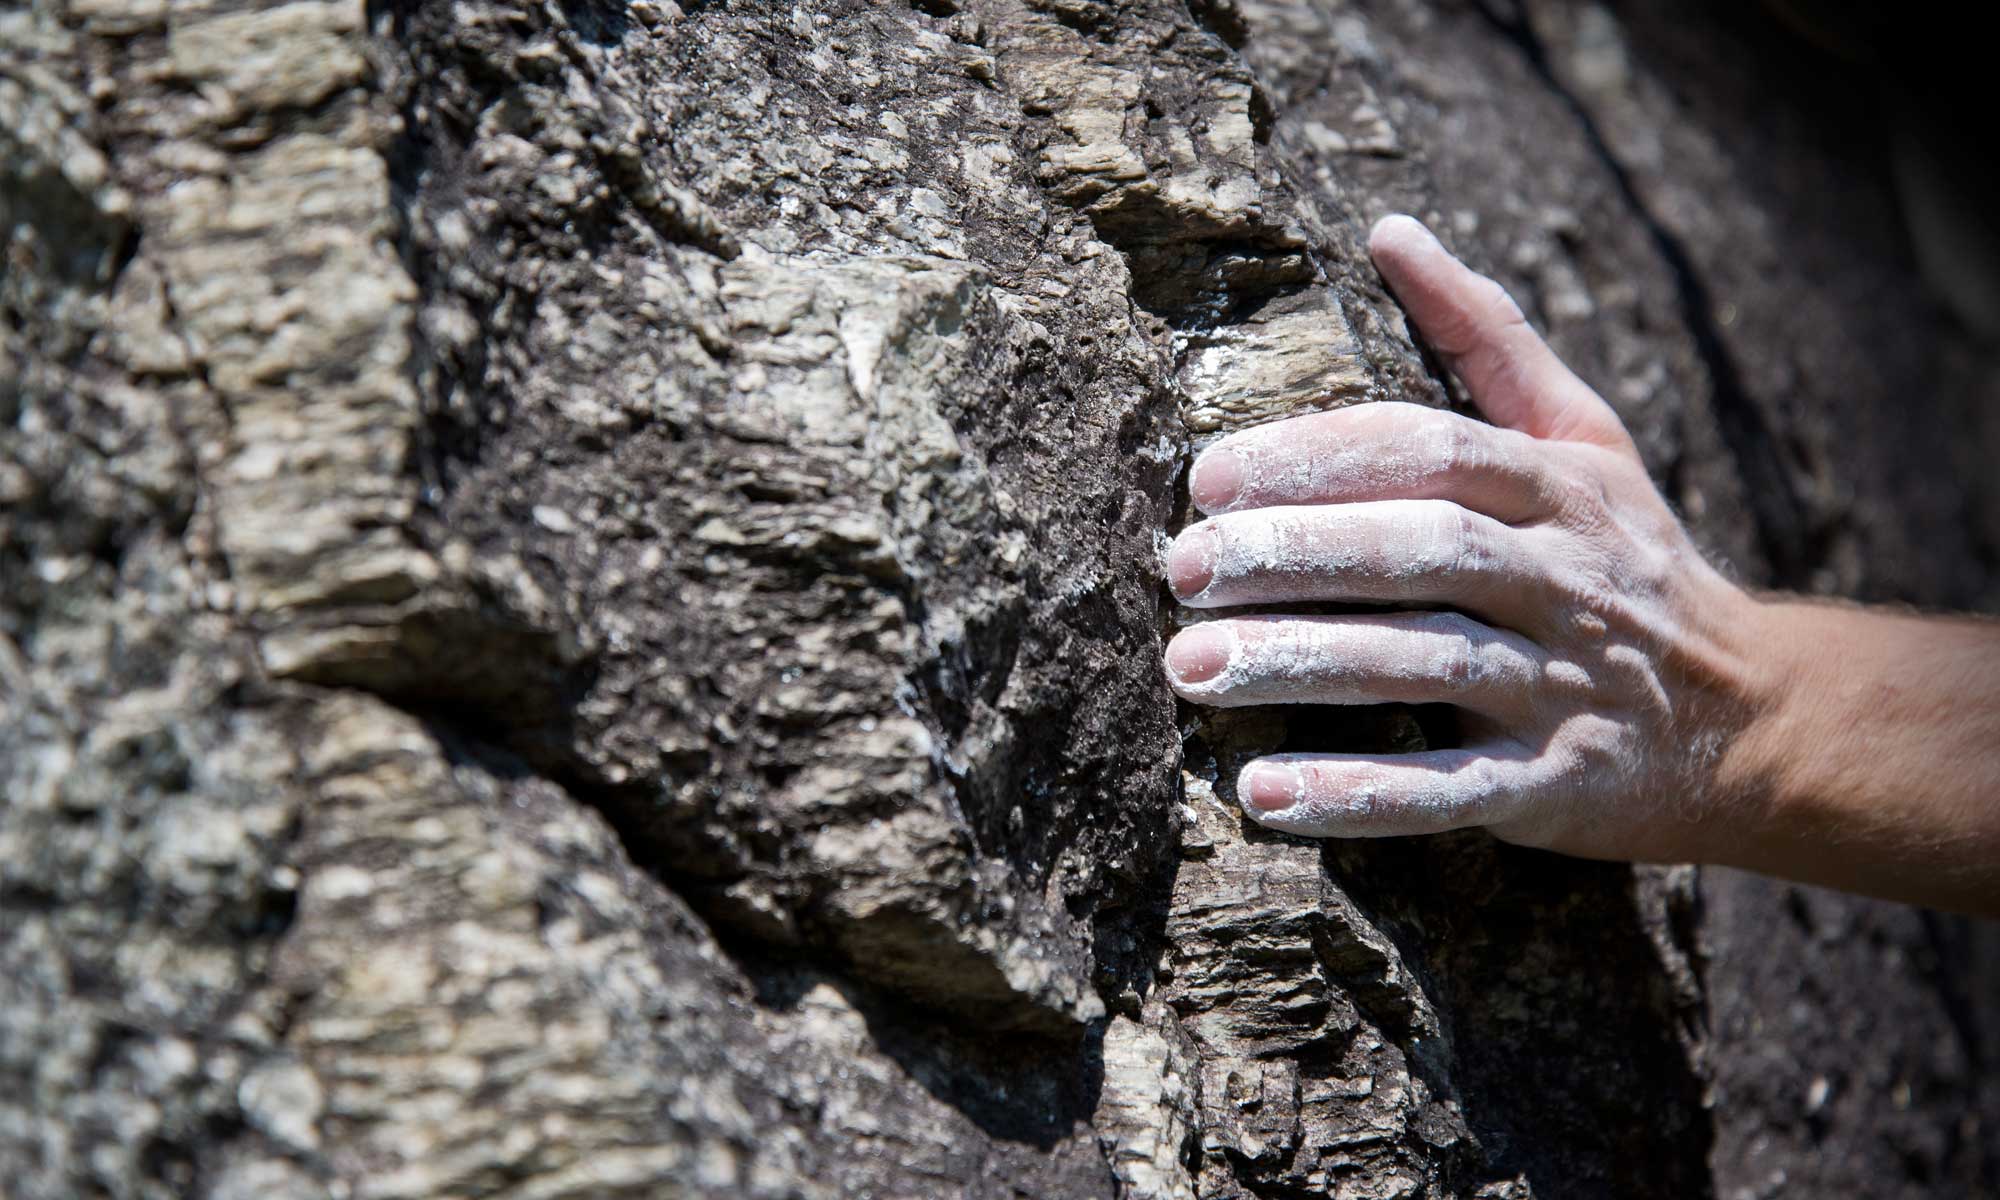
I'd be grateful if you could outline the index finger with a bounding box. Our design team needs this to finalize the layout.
[1368,214,1633,453]
[1187,401,1564,523]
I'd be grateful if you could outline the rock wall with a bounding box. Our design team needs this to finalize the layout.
[4,0,1997,1197]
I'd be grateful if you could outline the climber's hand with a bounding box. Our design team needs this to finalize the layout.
[1160,214,1766,862]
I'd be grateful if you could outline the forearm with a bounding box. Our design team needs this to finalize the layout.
[1712,600,2000,913]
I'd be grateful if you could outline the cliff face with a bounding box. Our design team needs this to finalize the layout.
[4,0,1997,1197]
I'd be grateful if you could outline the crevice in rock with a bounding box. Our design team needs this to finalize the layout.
[1917,907,1993,1087]
[1477,1,1819,586]
[1185,0,1249,49]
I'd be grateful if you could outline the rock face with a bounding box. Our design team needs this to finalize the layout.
[4,0,1998,1197]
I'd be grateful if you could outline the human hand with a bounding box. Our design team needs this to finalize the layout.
[1163,214,1768,863]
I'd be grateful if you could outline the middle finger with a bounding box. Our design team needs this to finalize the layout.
[1167,500,1553,632]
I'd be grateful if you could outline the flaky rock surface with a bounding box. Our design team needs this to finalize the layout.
[4,0,1998,1197]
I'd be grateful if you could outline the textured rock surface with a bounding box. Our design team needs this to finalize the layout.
[4,0,1997,1197]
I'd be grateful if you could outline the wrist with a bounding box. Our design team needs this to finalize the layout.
[1685,596,2000,910]
[1681,583,1820,867]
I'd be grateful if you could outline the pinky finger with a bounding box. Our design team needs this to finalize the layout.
[1236,743,1543,838]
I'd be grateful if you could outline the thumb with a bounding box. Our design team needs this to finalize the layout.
[1368,214,1633,450]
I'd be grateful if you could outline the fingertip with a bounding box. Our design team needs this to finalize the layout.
[1188,446,1245,512]
[1368,213,1435,265]
[1238,760,1304,812]
[1165,525,1218,600]
[1165,623,1235,686]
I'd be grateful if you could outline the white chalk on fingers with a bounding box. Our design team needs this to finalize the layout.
[1235,746,1533,838]
[1190,404,1438,515]
[1368,212,1435,258]
[1193,402,1561,523]
[1170,500,1513,609]
[1165,612,1544,719]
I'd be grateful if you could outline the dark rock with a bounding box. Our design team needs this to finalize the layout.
[4,0,1996,1196]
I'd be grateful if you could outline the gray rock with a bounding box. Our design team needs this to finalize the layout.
[5,0,1997,1197]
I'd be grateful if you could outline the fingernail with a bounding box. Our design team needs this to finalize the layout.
[1166,623,1234,684]
[1241,762,1304,811]
[1166,525,1218,599]
[1189,447,1245,511]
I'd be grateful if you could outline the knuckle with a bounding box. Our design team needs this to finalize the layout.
[1554,469,1614,530]
[1480,276,1528,330]
[1434,758,1501,827]
[1432,412,1478,481]
[1549,562,1609,616]
[1337,403,1411,463]
[1341,776,1396,831]
[1424,610,1484,688]
[1443,505,1488,579]
[1376,399,1434,434]
[1446,631,1479,689]
[1466,755,1505,804]
[1409,504,1461,581]
[1491,427,1561,506]
[1286,406,1360,454]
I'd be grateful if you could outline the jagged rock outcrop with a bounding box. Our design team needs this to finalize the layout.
[5,0,1998,1197]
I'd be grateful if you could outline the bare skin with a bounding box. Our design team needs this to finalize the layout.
[1163,213,2000,916]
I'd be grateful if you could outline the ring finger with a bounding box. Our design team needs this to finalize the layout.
[1165,611,1547,725]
